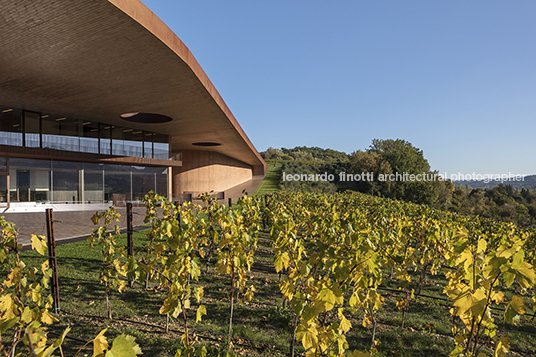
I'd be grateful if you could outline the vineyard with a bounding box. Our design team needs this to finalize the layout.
[1,191,535,356]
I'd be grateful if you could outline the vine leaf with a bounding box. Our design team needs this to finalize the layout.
[296,323,318,352]
[93,328,109,357]
[41,326,71,357]
[105,334,142,357]
[449,285,487,317]
[31,235,47,256]
[493,337,510,357]
[504,296,526,325]
[196,305,207,323]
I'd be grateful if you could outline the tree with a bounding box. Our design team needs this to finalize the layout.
[369,138,431,174]
[349,150,393,197]
[261,147,283,160]
[350,139,442,205]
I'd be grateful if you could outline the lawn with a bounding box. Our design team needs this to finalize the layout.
[253,163,282,196]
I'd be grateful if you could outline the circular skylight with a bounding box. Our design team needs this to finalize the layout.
[120,112,172,123]
[192,142,221,147]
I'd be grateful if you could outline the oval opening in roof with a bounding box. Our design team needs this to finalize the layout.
[120,112,172,123]
[192,142,221,147]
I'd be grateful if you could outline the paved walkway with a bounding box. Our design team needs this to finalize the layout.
[224,175,264,201]
[2,206,149,248]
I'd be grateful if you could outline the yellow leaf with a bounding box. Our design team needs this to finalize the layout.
[105,334,142,357]
[492,291,504,304]
[21,307,32,323]
[31,235,48,256]
[317,288,337,311]
[510,261,536,289]
[159,296,178,316]
[0,294,16,319]
[41,261,50,275]
[194,286,204,303]
[451,286,487,317]
[504,295,526,325]
[493,337,510,357]
[338,310,352,333]
[40,310,54,324]
[477,239,487,253]
[94,329,109,357]
[42,326,71,356]
[280,280,294,299]
[281,252,290,270]
[457,249,474,273]
[196,305,207,323]
[296,323,318,351]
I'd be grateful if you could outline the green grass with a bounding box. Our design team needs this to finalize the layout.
[8,226,536,357]
[253,164,282,196]
[16,230,293,357]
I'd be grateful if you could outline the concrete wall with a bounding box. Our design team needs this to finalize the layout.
[172,150,253,198]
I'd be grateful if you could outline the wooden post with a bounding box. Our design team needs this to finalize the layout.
[126,202,133,257]
[46,209,60,312]
[126,202,134,288]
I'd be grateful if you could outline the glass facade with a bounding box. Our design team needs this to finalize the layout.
[84,163,105,203]
[0,108,23,146]
[153,133,170,160]
[0,104,169,160]
[3,157,167,204]
[10,158,52,202]
[42,114,81,152]
[23,111,41,148]
[0,157,8,205]
[0,105,171,205]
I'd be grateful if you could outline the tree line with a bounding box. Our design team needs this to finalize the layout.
[261,139,536,228]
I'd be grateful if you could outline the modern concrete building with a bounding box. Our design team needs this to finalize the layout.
[0,0,266,211]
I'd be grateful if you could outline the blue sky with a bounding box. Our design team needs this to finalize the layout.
[140,0,536,176]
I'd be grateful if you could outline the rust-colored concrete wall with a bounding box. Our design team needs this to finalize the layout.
[173,150,253,196]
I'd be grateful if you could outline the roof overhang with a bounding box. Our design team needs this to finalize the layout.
[0,0,266,172]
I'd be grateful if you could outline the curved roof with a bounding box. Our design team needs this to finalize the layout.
[0,0,265,172]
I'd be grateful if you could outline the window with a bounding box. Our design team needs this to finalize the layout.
[153,133,169,159]
[0,104,169,160]
[0,107,23,146]
[80,121,100,154]
[23,111,41,148]
[42,115,80,151]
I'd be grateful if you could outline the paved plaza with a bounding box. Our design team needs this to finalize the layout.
[1,181,261,249]
[2,206,149,248]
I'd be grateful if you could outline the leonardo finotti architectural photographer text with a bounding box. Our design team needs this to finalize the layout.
[282,172,525,183]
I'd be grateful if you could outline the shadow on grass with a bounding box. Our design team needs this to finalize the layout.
[348,325,454,357]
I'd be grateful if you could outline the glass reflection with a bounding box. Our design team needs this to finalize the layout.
[0,107,23,146]
[2,156,167,204]
[42,115,80,151]
[104,164,131,202]
[9,158,52,202]
[52,161,83,203]
[1,104,169,160]
[81,121,99,154]
[24,111,40,148]
[84,163,104,203]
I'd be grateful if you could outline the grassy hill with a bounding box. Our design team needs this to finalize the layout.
[253,162,282,196]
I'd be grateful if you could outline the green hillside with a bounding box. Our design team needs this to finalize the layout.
[253,162,282,196]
